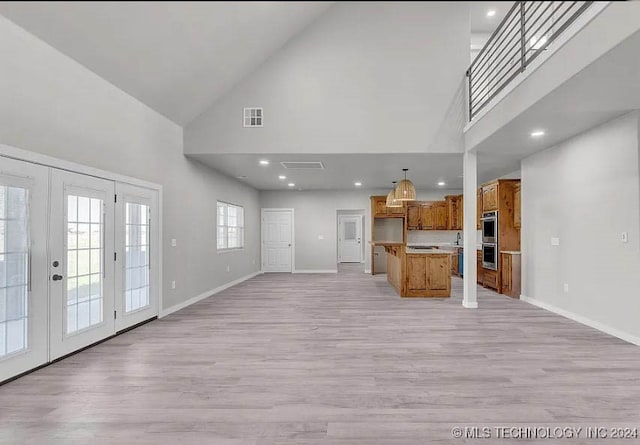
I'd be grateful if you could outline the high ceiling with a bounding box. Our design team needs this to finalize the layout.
[469,1,514,33]
[187,152,520,191]
[0,1,334,125]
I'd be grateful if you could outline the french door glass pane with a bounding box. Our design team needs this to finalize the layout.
[66,195,103,334]
[125,203,150,313]
[0,186,29,357]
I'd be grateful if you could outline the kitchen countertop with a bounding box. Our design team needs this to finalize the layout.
[500,251,521,254]
[369,241,405,246]
[406,247,455,255]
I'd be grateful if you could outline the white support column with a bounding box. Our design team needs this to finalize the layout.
[462,150,478,308]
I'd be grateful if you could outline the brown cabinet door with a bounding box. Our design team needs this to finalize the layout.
[389,202,405,215]
[513,184,521,229]
[375,198,387,216]
[406,255,427,291]
[482,183,498,212]
[483,269,499,290]
[427,256,449,290]
[476,251,483,284]
[456,195,463,229]
[434,202,447,230]
[421,204,434,229]
[451,252,458,275]
[446,196,457,230]
[501,253,512,295]
[406,204,421,229]
[476,189,482,229]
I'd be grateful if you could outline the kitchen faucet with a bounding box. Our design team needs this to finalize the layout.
[456,232,461,245]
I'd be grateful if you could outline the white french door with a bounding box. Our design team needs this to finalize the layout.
[48,169,116,360]
[338,215,362,263]
[262,209,293,272]
[0,158,49,382]
[114,183,159,332]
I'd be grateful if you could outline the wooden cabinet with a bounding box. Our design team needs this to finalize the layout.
[371,195,404,218]
[420,204,434,229]
[433,202,447,230]
[501,252,521,298]
[513,183,521,229]
[446,195,462,230]
[406,254,451,297]
[477,189,482,229]
[483,268,499,290]
[457,195,463,229]
[451,249,459,276]
[482,182,498,212]
[406,203,421,229]
[476,250,483,284]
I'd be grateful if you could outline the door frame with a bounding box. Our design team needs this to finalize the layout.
[337,214,363,263]
[0,143,164,317]
[261,208,295,273]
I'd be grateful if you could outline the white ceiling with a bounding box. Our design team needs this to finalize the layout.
[469,1,514,33]
[187,152,520,191]
[0,1,334,125]
[472,28,640,158]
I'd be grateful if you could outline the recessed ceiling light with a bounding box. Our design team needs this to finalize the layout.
[278,175,286,180]
[236,175,247,179]
[437,181,446,187]
[354,182,362,187]
[487,10,496,17]
[259,160,270,165]
[530,130,545,137]
[287,183,295,187]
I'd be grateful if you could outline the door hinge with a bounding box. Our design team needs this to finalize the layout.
[114,310,117,320]
[114,252,117,261]
[114,194,117,203]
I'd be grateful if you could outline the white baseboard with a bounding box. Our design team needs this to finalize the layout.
[293,269,337,274]
[364,268,371,274]
[462,300,478,309]
[159,270,262,318]
[521,294,640,346]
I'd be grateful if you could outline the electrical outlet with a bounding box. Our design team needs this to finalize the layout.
[171,239,177,247]
[318,235,324,240]
[551,237,560,246]
[621,232,628,243]
[563,283,569,293]
[226,265,230,272]
[171,280,176,289]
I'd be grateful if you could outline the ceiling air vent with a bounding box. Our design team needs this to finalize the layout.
[243,107,263,127]
[280,161,325,170]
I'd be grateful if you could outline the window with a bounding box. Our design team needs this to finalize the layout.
[243,107,263,127]
[217,201,244,250]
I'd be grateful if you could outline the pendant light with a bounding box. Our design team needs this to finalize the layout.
[394,168,416,201]
[386,181,402,208]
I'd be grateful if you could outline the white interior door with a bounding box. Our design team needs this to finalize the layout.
[338,215,362,263]
[114,183,159,332]
[0,158,49,382]
[262,209,293,272]
[49,169,115,360]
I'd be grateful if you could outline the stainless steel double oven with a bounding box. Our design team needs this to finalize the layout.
[481,211,498,270]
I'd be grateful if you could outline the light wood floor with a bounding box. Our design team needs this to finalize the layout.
[1,264,639,444]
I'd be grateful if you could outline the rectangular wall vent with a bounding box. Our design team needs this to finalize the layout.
[280,161,325,170]
[243,107,263,127]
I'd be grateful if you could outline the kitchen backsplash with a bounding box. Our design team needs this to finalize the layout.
[407,230,463,244]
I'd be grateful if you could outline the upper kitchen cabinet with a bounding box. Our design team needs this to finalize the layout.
[513,182,521,229]
[477,189,482,229]
[433,201,447,230]
[445,195,463,230]
[371,196,404,218]
[482,182,498,212]
[406,202,421,229]
[420,203,435,230]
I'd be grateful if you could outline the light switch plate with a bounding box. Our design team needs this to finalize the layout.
[171,238,177,247]
[551,237,560,246]
[318,235,324,240]
[621,232,628,243]
[563,283,569,293]
[171,280,176,289]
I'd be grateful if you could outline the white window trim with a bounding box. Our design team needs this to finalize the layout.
[217,200,245,252]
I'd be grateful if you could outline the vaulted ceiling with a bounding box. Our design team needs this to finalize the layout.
[0,1,334,124]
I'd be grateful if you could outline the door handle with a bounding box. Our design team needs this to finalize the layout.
[52,274,64,281]
[288,243,291,247]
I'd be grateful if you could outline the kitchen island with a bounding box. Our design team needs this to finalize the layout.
[384,245,453,298]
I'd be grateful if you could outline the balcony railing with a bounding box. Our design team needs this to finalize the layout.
[467,1,594,121]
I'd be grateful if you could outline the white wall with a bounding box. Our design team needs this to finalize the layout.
[185,1,470,156]
[521,112,640,343]
[0,16,260,311]
[260,189,460,272]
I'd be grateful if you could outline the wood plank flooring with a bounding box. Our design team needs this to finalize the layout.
[1,264,639,444]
